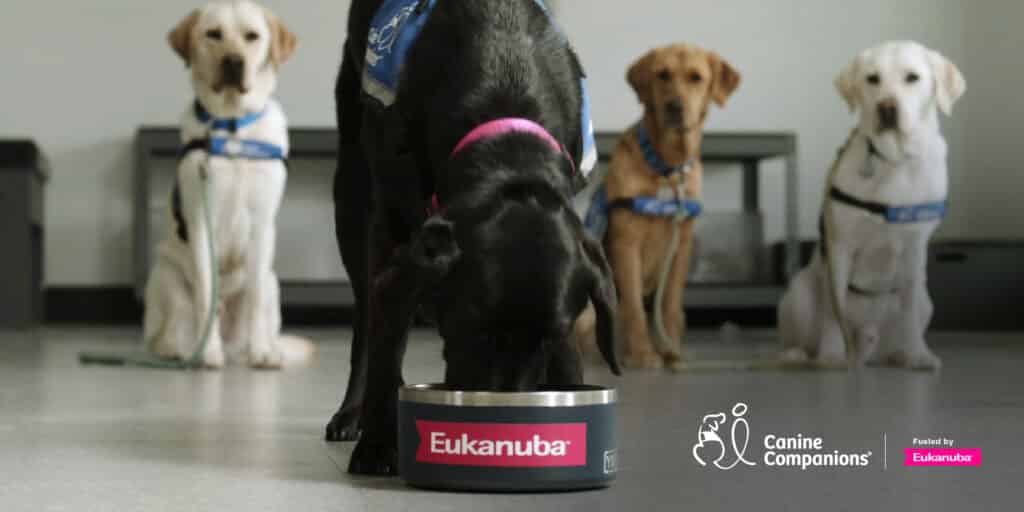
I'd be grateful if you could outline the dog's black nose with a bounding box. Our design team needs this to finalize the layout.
[877,100,898,130]
[221,54,245,83]
[666,98,684,116]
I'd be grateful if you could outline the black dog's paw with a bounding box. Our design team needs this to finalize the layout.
[325,410,361,442]
[348,437,399,476]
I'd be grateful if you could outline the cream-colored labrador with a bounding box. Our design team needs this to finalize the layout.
[779,41,966,370]
[144,1,313,368]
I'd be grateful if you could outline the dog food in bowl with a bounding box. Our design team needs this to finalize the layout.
[398,384,618,492]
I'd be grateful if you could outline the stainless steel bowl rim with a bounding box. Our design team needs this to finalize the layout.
[399,384,616,407]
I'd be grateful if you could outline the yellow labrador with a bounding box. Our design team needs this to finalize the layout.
[144,1,312,368]
[779,41,966,370]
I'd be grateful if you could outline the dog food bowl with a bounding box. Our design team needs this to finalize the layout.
[398,384,618,492]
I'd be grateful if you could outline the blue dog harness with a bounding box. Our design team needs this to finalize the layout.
[173,100,288,243]
[636,121,697,177]
[818,136,947,259]
[828,137,946,224]
[362,0,596,175]
[581,123,703,238]
[829,187,947,224]
[180,100,288,161]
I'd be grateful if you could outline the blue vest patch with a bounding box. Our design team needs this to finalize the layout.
[884,202,947,224]
[208,138,286,160]
[362,0,596,175]
[581,184,703,239]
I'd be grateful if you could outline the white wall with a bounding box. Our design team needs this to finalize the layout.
[960,1,1024,239]
[0,0,1014,287]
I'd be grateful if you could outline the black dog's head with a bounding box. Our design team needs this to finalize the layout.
[408,139,619,391]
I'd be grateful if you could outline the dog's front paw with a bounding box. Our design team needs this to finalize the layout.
[816,350,848,369]
[348,437,399,476]
[662,350,693,372]
[325,409,362,442]
[882,348,942,372]
[200,337,225,369]
[621,351,664,370]
[780,347,810,363]
[249,343,284,370]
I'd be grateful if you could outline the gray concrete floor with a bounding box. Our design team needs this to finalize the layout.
[1,327,1021,511]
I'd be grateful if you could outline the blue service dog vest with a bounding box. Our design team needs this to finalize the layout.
[361,0,596,176]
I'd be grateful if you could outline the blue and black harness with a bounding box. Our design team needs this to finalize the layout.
[172,100,287,243]
[819,137,947,257]
[582,123,704,238]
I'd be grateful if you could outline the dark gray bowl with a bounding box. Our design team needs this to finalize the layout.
[398,384,618,492]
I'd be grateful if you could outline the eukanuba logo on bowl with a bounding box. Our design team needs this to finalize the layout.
[415,421,587,467]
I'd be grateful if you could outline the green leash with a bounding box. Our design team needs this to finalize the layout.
[79,161,219,370]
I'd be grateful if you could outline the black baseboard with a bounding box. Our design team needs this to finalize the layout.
[44,287,354,326]
[43,286,777,327]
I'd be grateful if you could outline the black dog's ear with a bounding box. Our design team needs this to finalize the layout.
[580,234,621,376]
[410,217,461,279]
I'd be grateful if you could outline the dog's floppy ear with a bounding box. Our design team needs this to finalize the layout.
[263,8,298,68]
[708,52,741,107]
[926,49,966,116]
[168,9,200,65]
[410,217,461,280]
[627,50,657,107]
[835,54,863,112]
[579,234,621,376]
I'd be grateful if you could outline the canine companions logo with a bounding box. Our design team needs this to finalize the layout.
[366,3,416,60]
[693,403,874,471]
[692,403,758,470]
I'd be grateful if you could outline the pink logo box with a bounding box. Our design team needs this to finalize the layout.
[415,420,587,467]
[904,448,983,467]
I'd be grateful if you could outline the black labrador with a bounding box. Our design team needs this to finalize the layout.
[328,0,619,476]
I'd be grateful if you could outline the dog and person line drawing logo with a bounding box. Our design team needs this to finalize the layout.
[692,402,878,471]
[692,402,757,470]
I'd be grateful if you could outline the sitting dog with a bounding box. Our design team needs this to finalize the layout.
[144,1,313,369]
[326,0,618,475]
[778,41,966,370]
[576,44,740,370]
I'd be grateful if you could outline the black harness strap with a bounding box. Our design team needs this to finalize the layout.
[171,183,188,244]
[829,186,889,217]
[607,198,637,212]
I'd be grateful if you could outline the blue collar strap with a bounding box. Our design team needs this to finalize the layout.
[829,186,945,224]
[180,137,286,161]
[611,196,703,218]
[194,100,267,133]
[636,123,696,177]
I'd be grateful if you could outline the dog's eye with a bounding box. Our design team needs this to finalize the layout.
[657,69,672,82]
[205,29,223,41]
[866,73,881,86]
[906,72,920,84]
[688,72,703,83]
[245,31,260,42]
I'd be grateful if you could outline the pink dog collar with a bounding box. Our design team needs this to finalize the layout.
[428,118,575,218]
[450,118,564,159]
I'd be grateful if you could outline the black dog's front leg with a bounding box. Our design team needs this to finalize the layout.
[348,218,461,475]
[347,262,419,475]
